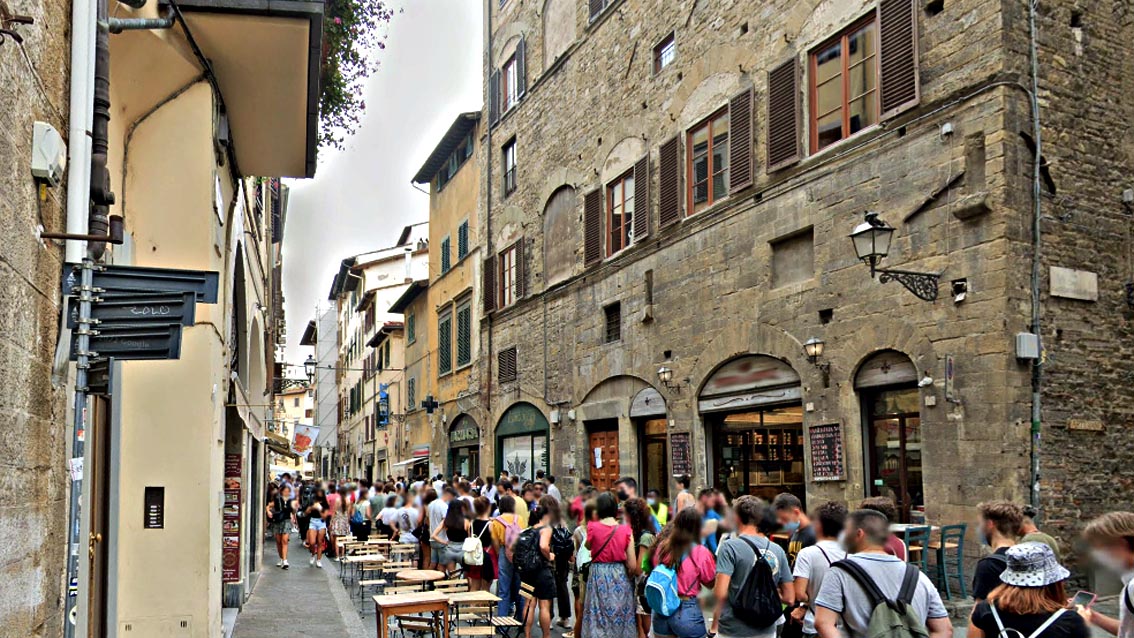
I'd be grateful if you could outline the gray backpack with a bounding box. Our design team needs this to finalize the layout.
[832,560,929,638]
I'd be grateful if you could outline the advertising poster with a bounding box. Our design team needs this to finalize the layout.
[222,453,242,583]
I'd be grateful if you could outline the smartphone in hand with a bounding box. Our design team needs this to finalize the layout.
[1072,591,1097,609]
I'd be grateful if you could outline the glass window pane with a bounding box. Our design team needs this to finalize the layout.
[848,23,875,65]
[849,90,876,134]
[815,78,843,121]
[624,175,634,202]
[817,109,843,149]
[848,56,876,101]
[815,42,842,84]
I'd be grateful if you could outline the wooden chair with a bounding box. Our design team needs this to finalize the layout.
[451,599,496,637]
[433,577,469,594]
[930,523,968,600]
[386,579,442,638]
[356,558,388,607]
[902,526,932,576]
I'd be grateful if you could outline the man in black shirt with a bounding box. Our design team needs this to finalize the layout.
[971,500,1023,601]
[774,492,816,568]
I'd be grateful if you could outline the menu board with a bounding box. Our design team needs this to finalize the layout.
[808,423,845,482]
[222,454,242,583]
[670,432,692,478]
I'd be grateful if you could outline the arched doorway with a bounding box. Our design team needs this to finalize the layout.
[495,403,549,482]
[699,355,804,504]
[448,415,480,478]
[855,350,923,522]
[631,387,669,498]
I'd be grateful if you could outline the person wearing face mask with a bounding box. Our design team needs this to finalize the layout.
[1079,511,1134,637]
[616,477,662,533]
[646,489,669,527]
[973,501,1024,603]
[813,509,951,638]
[774,492,817,568]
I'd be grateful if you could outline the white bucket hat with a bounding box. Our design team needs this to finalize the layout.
[999,541,1070,587]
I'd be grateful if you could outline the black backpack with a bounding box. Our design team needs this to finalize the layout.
[551,526,573,558]
[513,526,545,575]
[729,537,783,629]
[299,485,316,510]
[273,495,289,523]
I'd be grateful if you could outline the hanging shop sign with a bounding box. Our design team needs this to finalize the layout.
[808,423,845,481]
[66,291,196,328]
[63,263,220,302]
[70,324,184,361]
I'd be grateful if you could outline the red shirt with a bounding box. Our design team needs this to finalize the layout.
[587,522,631,563]
[654,544,716,597]
[885,534,908,561]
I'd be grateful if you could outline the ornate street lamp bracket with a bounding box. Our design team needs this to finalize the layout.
[876,268,940,302]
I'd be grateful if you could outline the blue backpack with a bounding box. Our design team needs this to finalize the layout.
[644,552,687,617]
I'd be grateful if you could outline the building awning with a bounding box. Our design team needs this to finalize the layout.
[157,0,324,178]
[392,458,424,468]
[266,437,300,460]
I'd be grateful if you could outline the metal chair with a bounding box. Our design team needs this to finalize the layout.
[902,526,932,575]
[931,523,967,600]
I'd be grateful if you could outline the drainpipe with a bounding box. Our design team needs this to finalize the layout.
[1026,0,1043,512]
[87,0,115,260]
[64,0,95,263]
[484,0,494,449]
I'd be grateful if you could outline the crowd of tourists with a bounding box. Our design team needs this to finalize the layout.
[264,471,1134,638]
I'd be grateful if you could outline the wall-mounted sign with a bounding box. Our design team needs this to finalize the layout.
[449,417,479,445]
[808,423,845,482]
[1068,419,1104,432]
[670,432,692,478]
[1050,266,1099,302]
[222,454,242,583]
[944,355,956,403]
[144,486,165,529]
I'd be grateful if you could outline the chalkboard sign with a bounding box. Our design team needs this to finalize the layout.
[670,432,692,478]
[808,423,845,481]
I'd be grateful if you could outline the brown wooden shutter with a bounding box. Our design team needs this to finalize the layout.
[878,0,920,118]
[489,70,500,125]
[483,255,497,312]
[729,87,754,193]
[498,347,518,383]
[515,238,527,298]
[584,189,603,266]
[516,37,527,98]
[657,135,682,228]
[632,155,650,242]
[766,56,801,171]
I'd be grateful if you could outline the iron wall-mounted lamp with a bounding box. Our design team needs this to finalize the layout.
[803,337,831,388]
[657,365,682,392]
[850,211,940,301]
[303,354,316,383]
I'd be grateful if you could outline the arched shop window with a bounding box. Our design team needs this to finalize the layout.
[699,355,805,505]
[495,403,549,482]
[854,350,923,523]
[448,416,480,478]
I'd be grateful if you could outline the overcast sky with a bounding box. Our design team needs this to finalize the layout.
[281,0,484,365]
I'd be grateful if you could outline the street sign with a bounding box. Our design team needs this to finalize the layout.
[63,263,220,303]
[70,324,183,361]
[66,292,196,329]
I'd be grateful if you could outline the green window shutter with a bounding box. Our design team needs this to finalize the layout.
[441,237,451,273]
[438,313,452,374]
[456,303,472,366]
[458,221,469,259]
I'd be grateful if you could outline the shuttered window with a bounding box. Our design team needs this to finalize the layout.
[503,139,517,196]
[658,136,682,228]
[687,109,730,215]
[584,189,603,266]
[632,155,650,241]
[498,242,520,307]
[457,220,469,259]
[607,171,634,257]
[603,302,621,343]
[407,312,416,343]
[456,299,472,367]
[498,347,518,383]
[483,255,497,312]
[438,310,452,375]
[766,57,802,170]
[440,236,451,274]
[588,0,608,21]
[407,378,416,412]
[878,0,919,118]
[729,88,754,193]
[489,70,501,125]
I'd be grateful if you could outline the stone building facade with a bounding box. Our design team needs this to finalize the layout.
[472,0,1134,558]
[0,0,71,633]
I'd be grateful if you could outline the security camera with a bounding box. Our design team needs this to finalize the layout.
[918,375,934,388]
[31,121,66,187]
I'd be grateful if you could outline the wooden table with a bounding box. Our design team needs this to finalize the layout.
[396,569,446,588]
[446,591,501,604]
[373,592,450,638]
[889,524,940,533]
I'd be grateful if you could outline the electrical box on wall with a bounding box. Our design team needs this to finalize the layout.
[1016,332,1040,360]
[31,121,66,186]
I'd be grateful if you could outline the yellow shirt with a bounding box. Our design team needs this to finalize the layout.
[490,513,521,549]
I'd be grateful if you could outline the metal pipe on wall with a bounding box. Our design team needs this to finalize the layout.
[64,0,95,263]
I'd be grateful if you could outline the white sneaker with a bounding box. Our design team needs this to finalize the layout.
[282,560,289,570]
[309,556,316,566]
[316,560,323,569]
[277,560,284,567]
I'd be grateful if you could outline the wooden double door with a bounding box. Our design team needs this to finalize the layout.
[588,427,620,492]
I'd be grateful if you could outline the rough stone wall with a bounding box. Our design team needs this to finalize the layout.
[477,0,1046,537]
[0,0,71,634]
[1019,0,1134,556]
